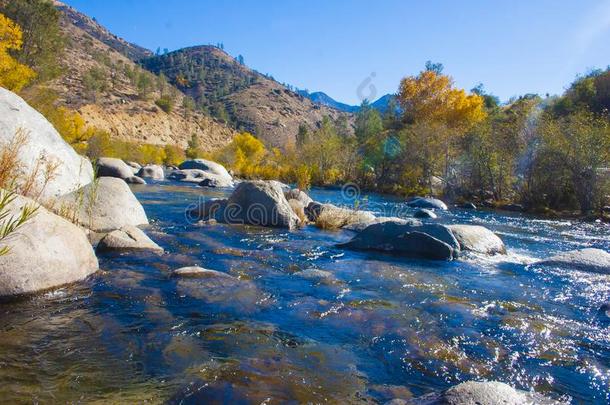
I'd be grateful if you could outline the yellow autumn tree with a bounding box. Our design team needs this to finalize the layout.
[0,13,36,92]
[397,68,486,193]
[398,69,486,131]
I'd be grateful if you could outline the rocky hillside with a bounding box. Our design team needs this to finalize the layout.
[43,1,236,151]
[141,46,352,147]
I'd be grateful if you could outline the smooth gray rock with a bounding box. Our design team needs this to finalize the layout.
[343,216,419,233]
[171,266,235,279]
[0,193,98,298]
[56,177,148,232]
[339,220,460,260]
[285,188,313,206]
[224,181,300,229]
[412,381,563,405]
[0,87,94,201]
[124,176,146,184]
[414,208,437,219]
[178,159,233,187]
[448,225,506,255]
[97,225,162,252]
[406,197,448,211]
[535,248,610,275]
[137,164,164,180]
[169,168,233,187]
[96,157,133,179]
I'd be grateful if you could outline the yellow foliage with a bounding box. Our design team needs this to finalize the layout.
[398,70,486,131]
[211,132,281,179]
[0,13,36,91]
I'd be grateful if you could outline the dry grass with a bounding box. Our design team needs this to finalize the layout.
[0,128,60,201]
[314,207,354,230]
[288,198,307,226]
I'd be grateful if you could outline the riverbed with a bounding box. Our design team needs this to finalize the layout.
[1,182,608,403]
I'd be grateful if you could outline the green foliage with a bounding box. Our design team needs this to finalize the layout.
[185,134,202,159]
[136,71,155,99]
[82,66,108,101]
[1,0,65,82]
[0,189,38,256]
[155,95,174,113]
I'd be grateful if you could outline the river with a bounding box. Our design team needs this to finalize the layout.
[1,181,608,403]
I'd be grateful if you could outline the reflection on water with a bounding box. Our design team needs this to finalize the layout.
[0,182,609,403]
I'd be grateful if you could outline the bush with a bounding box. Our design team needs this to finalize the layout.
[155,96,174,113]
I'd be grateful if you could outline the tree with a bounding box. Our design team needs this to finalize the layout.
[1,0,65,81]
[0,13,36,91]
[185,134,202,158]
[237,54,244,65]
[355,100,383,145]
[82,66,108,101]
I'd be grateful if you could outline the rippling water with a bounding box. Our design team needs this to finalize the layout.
[1,182,609,404]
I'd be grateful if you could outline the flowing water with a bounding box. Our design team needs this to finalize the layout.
[1,182,609,404]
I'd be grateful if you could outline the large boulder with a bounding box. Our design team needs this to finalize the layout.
[56,177,148,232]
[178,159,233,187]
[124,176,146,185]
[224,181,300,229]
[448,225,506,255]
[285,188,313,206]
[96,157,133,179]
[406,196,448,211]
[343,216,419,233]
[339,220,460,260]
[535,248,610,275]
[137,164,164,180]
[169,168,233,187]
[97,225,163,252]
[411,380,562,405]
[0,193,98,298]
[0,88,94,201]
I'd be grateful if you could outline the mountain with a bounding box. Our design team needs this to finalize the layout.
[299,91,397,114]
[23,1,238,151]
[298,91,359,113]
[141,46,352,147]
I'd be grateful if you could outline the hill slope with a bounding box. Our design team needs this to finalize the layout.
[40,1,237,151]
[141,46,352,147]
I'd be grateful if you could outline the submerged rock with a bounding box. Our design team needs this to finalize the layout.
[448,225,506,255]
[137,164,164,180]
[56,177,148,232]
[414,208,437,219]
[97,225,163,252]
[96,157,133,179]
[187,198,227,223]
[406,197,448,211]
[0,87,94,201]
[339,220,460,260]
[171,266,234,279]
[411,380,562,405]
[0,193,98,298]
[535,248,610,275]
[343,216,419,233]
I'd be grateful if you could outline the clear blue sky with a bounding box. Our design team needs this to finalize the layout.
[64,0,610,105]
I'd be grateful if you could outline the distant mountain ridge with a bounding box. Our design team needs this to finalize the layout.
[298,90,397,113]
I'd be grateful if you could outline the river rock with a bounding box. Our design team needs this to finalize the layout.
[406,196,448,211]
[448,225,506,255]
[187,198,227,223]
[288,198,306,222]
[178,159,233,187]
[124,176,146,184]
[126,161,141,172]
[411,380,562,405]
[137,164,164,180]
[414,208,437,219]
[171,266,235,279]
[499,203,525,212]
[0,87,94,201]
[97,225,162,252]
[96,157,133,179]
[0,193,98,298]
[535,248,610,275]
[339,220,460,260]
[224,181,300,229]
[56,177,148,232]
[343,216,419,232]
[285,188,313,206]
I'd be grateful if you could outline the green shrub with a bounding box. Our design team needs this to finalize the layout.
[155,96,174,113]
